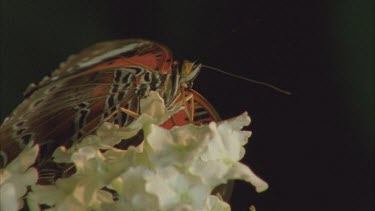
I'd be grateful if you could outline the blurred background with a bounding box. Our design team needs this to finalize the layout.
[1,0,373,210]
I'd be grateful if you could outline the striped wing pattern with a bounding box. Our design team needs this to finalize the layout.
[0,40,171,166]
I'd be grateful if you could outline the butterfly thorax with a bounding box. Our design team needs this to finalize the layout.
[158,60,201,108]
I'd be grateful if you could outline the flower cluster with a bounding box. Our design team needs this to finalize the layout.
[0,91,268,211]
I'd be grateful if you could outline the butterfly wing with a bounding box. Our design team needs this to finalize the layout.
[24,39,172,96]
[0,39,173,166]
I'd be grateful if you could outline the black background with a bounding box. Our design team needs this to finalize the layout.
[1,1,373,210]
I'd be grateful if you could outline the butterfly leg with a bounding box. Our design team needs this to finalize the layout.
[102,107,139,123]
[120,107,139,118]
[180,89,195,123]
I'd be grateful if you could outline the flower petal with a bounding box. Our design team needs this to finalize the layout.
[225,162,268,192]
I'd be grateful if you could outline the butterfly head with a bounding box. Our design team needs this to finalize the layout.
[179,60,201,89]
[158,60,201,106]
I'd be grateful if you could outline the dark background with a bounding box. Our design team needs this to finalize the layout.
[1,1,373,210]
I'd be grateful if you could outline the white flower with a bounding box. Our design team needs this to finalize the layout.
[144,124,211,168]
[28,146,116,210]
[4,91,268,211]
[145,166,212,210]
[0,143,39,211]
[102,166,159,211]
[144,111,268,193]
[205,195,230,211]
[190,112,268,192]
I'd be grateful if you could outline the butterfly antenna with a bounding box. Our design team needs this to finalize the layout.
[201,65,291,95]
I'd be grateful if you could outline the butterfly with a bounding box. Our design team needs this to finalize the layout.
[0,39,235,201]
[0,39,221,169]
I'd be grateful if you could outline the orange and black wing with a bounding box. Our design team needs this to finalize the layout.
[0,39,173,166]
